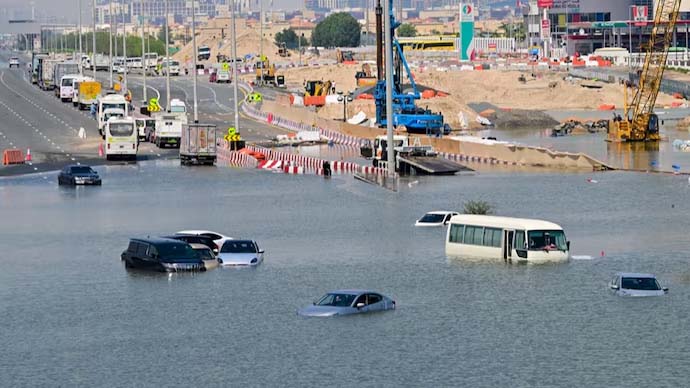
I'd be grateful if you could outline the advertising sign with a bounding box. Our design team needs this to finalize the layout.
[537,0,553,8]
[459,3,475,61]
[632,5,648,21]
[541,19,550,38]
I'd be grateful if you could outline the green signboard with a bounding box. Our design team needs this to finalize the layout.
[592,22,628,28]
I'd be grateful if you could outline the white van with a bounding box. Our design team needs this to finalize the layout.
[98,94,129,134]
[445,215,569,263]
[105,117,137,161]
[59,74,81,102]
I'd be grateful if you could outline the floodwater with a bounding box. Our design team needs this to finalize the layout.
[1,161,690,387]
[481,118,690,172]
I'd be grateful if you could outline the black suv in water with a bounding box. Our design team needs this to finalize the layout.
[121,238,205,272]
[161,234,219,255]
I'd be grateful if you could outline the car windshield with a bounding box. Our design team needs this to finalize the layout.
[221,241,256,253]
[157,243,197,260]
[170,106,185,113]
[527,230,567,251]
[62,78,74,86]
[622,277,661,291]
[70,166,94,174]
[317,293,357,307]
[109,123,134,136]
[103,103,126,111]
[194,248,214,260]
[171,61,179,66]
[419,213,445,223]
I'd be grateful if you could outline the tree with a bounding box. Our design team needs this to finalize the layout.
[463,200,495,215]
[311,12,361,48]
[430,29,441,36]
[275,28,309,50]
[397,23,417,37]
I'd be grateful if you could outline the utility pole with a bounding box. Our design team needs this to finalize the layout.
[259,0,264,86]
[141,0,147,102]
[165,0,171,111]
[384,0,394,176]
[78,0,83,75]
[230,0,240,132]
[92,0,97,79]
[122,3,127,96]
[109,0,113,88]
[191,0,199,123]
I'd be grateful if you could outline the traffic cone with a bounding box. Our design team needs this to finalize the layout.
[98,143,104,157]
[25,148,32,162]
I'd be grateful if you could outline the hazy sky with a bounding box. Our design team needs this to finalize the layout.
[2,0,303,24]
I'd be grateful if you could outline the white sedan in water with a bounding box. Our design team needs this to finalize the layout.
[610,272,668,297]
[218,240,264,266]
[415,211,459,227]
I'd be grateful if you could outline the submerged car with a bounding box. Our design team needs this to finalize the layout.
[163,234,219,255]
[297,290,396,317]
[218,240,263,266]
[58,165,102,185]
[176,230,233,249]
[189,243,218,270]
[415,211,459,227]
[610,272,668,297]
[121,237,205,272]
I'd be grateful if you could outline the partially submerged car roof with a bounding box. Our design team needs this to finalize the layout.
[131,237,187,245]
[328,290,380,296]
[617,272,657,278]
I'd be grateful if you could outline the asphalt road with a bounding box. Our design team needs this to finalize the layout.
[0,51,287,176]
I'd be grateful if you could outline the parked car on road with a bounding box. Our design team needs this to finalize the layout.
[298,290,396,317]
[57,165,102,186]
[121,237,205,272]
[610,273,668,297]
[415,211,459,227]
[218,240,264,266]
[177,230,233,249]
[190,243,218,270]
[9,57,20,68]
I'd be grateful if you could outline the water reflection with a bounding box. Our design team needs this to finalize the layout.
[606,141,660,171]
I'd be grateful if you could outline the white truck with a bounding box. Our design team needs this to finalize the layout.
[152,98,186,148]
[98,94,129,136]
[59,74,83,102]
[38,58,61,90]
[180,124,217,166]
[105,116,137,161]
[93,54,111,71]
[143,52,158,70]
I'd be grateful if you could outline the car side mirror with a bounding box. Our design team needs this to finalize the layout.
[258,249,265,254]
[610,284,619,290]
[567,241,571,250]
[356,302,365,309]
[515,249,527,259]
[663,287,669,293]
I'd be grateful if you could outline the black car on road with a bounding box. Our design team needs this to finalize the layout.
[58,165,102,186]
[121,237,205,272]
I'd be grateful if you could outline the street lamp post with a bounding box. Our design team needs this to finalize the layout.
[337,91,353,122]
[298,32,304,66]
[109,0,113,88]
[141,0,147,104]
[92,0,96,79]
[230,0,240,133]
[78,0,83,75]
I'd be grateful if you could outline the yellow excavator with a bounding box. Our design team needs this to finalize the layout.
[608,0,681,142]
[255,55,276,85]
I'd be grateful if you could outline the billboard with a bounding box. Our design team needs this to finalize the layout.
[459,3,475,61]
[632,5,648,21]
[537,0,553,7]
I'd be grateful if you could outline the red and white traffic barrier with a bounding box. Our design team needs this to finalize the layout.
[258,160,283,169]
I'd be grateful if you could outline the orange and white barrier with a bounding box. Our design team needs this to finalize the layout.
[2,149,24,165]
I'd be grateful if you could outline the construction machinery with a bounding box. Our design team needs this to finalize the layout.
[255,55,277,85]
[608,0,681,142]
[373,0,449,135]
[277,42,291,57]
[336,49,356,63]
[355,63,377,87]
[303,80,333,107]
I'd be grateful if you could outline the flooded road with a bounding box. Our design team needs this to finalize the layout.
[1,162,690,386]
[481,119,690,172]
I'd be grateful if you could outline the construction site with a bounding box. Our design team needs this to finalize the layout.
[161,0,690,174]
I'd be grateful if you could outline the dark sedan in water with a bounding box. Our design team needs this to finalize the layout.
[57,165,102,186]
[121,237,205,272]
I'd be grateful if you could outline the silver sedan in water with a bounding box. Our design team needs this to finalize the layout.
[298,290,396,317]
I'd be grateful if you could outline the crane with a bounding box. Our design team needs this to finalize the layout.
[373,0,449,135]
[609,0,681,142]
